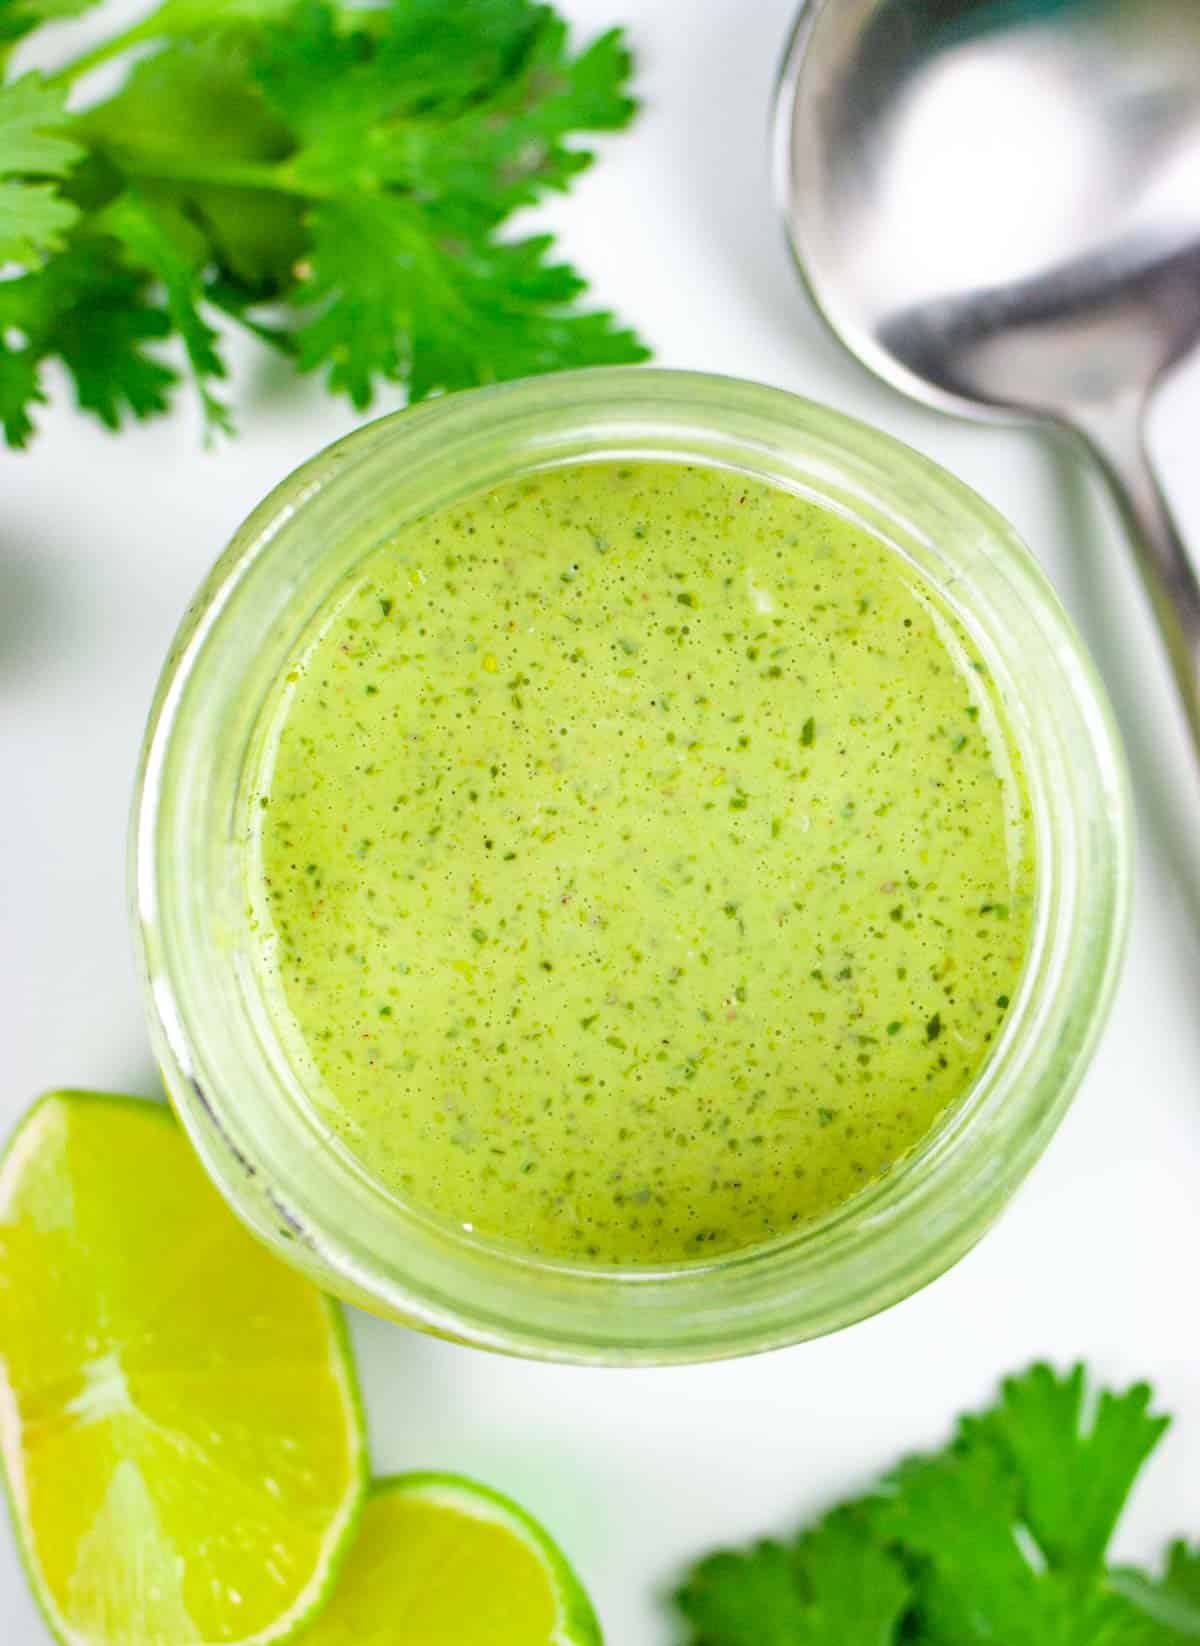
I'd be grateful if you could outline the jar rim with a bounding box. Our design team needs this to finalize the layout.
[131,367,1131,1363]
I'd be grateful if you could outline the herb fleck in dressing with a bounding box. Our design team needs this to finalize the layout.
[252,461,1034,1264]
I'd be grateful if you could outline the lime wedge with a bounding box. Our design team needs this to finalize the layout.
[297,1473,603,1645]
[0,1091,367,1645]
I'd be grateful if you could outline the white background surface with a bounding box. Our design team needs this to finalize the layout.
[4,0,1200,1639]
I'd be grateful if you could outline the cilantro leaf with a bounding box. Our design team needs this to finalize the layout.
[424,17,637,218]
[0,176,72,261]
[292,197,646,407]
[872,1424,1159,1645]
[0,238,174,444]
[678,1540,815,1646]
[794,1510,911,1645]
[980,1363,1170,1572]
[100,189,232,434]
[677,1365,1196,1646]
[0,74,78,172]
[254,0,634,221]
[387,18,637,224]
[872,1430,1034,1634]
[871,1366,1175,1645]
[1113,1545,1200,1639]
[253,0,546,143]
[677,1510,909,1646]
[249,0,646,405]
[0,339,43,445]
[1165,1547,1200,1612]
[52,266,175,428]
[0,74,82,260]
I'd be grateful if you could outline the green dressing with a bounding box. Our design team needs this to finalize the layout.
[251,460,1034,1264]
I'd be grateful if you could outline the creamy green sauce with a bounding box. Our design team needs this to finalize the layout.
[251,460,1034,1265]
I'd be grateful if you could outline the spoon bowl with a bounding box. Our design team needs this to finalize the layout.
[776,0,1200,751]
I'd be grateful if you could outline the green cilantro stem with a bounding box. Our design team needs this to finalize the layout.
[91,148,312,198]
[45,24,158,89]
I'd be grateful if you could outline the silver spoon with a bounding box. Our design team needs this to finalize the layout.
[775,0,1200,757]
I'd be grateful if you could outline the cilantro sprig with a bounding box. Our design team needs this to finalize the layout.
[0,0,647,447]
[677,1364,1200,1646]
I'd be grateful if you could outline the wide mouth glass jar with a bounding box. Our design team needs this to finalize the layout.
[131,368,1130,1365]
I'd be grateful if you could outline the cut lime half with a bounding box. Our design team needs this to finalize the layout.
[297,1473,603,1645]
[0,1091,367,1645]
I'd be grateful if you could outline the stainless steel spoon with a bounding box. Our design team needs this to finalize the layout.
[775,0,1200,756]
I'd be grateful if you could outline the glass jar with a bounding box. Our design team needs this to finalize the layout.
[130,368,1130,1365]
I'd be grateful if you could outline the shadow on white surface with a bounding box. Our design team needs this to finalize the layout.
[1046,432,1200,934]
[0,547,53,687]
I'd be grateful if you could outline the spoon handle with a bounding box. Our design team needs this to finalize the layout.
[1075,399,1200,760]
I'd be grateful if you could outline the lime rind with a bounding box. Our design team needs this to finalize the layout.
[366,1473,603,1646]
[273,1296,370,1645]
[0,1090,370,1646]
